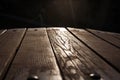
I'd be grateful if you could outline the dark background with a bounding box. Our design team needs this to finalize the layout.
[0,0,120,33]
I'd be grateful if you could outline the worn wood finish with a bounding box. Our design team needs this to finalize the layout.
[47,28,120,80]
[47,28,85,80]
[4,28,62,80]
[0,29,26,80]
[87,29,120,48]
[0,27,120,80]
[68,28,120,72]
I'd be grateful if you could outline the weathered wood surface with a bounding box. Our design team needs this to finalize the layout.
[47,28,120,80]
[68,28,120,72]
[0,27,120,80]
[0,29,26,80]
[4,28,62,80]
[87,29,120,48]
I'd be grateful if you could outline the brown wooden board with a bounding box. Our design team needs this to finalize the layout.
[87,29,120,48]
[47,28,86,80]
[4,28,62,80]
[47,28,120,80]
[0,28,26,80]
[68,28,120,72]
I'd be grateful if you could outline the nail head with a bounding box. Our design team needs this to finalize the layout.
[89,73,101,80]
[27,75,39,80]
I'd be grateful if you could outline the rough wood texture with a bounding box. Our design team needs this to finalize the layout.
[87,29,120,48]
[0,29,26,80]
[4,28,62,80]
[1,27,120,80]
[47,28,120,80]
[68,28,120,72]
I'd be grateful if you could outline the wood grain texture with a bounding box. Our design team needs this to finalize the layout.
[47,28,85,80]
[47,28,120,80]
[87,29,120,48]
[5,28,62,80]
[0,29,26,80]
[68,28,120,72]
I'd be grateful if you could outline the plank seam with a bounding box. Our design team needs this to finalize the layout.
[66,28,120,73]
[2,28,27,80]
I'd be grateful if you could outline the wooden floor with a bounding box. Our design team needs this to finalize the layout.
[0,27,120,80]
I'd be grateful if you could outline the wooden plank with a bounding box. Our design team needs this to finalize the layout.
[0,28,26,80]
[47,28,86,80]
[47,28,120,80]
[87,29,120,48]
[68,28,120,72]
[5,28,62,80]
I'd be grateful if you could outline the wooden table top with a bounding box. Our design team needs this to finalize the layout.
[0,27,120,80]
